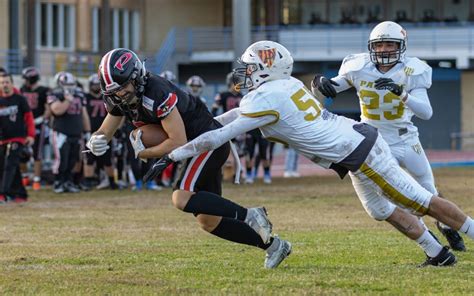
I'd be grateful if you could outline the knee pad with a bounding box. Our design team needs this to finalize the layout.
[362,201,396,221]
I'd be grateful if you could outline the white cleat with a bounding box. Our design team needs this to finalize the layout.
[245,207,273,244]
[265,236,292,269]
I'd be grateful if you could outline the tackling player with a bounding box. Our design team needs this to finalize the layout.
[147,40,474,267]
[86,48,291,269]
[311,21,465,251]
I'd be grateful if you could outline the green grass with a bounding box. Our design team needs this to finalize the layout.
[0,168,473,295]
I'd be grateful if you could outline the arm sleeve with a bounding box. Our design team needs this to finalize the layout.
[332,75,353,92]
[169,114,274,161]
[404,88,433,120]
[214,108,241,125]
[24,111,35,138]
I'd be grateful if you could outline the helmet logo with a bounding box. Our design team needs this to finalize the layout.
[114,52,133,71]
[258,48,276,68]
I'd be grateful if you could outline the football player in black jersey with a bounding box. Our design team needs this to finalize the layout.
[0,73,35,203]
[83,74,117,190]
[211,72,242,116]
[48,72,91,193]
[20,67,51,190]
[87,48,290,268]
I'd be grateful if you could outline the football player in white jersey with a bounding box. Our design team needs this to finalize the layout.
[311,21,465,252]
[145,40,474,267]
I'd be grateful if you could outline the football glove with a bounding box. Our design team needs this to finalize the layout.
[144,155,174,183]
[129,129,146,159]
[86,134,109,156]
[374,78,404,96]
[311,74,339,98]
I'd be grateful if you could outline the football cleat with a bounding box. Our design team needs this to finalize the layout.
[418,246,457,267]
[436,221,466,251]
[265,236,292,269]
[245,207,273,244]
[63,181,80,193]
[53,182,65,194]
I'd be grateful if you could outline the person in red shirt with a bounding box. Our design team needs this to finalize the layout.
[0,73,35,203]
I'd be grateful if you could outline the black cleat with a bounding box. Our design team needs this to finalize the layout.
[436,221,466,252]
[418,246,457,267]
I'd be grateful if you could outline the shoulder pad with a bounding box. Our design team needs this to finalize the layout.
[403,57,431,76]
[339,53,370,75]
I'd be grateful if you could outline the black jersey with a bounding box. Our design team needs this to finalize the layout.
[47,88,86,136]
[20,85,49,120]
[214,91,242,113]
[85,93,107,132]
[0,94,31,141]
[105,74,219,140]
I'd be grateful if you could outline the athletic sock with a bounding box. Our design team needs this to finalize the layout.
[263,167,270,175]
[416,229,443,258]
[210,217,273,250]
[459,217,474,239]
[183,191,248,220]
[108,176,116,187]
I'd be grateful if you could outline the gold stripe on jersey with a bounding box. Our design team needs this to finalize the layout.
[241,110,280,125]
[266,136,289,146]
[359,163,429,215]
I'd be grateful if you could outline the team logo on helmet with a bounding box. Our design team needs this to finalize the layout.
[114,52,133,71]
[258,48,276,68]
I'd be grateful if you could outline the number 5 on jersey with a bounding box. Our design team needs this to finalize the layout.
[291,87,323,121]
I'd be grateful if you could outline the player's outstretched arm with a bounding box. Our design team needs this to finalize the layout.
[214,108,241,126]
[169,114,274,162]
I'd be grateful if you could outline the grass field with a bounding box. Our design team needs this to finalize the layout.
[0,167,473,295]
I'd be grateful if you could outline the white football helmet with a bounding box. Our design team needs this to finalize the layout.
[368,21,407,66]
[186,75,206,97]
[54,71,77,90]
[233,40,293,90]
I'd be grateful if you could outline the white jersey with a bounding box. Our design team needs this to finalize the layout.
[239,77,365,167]
[336,53,432,145]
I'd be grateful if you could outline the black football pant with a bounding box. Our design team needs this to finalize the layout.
[0,143,28,198]
[54,135,80,184]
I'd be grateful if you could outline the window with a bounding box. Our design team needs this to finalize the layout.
[91,7,140,52]
[36,2,75,50]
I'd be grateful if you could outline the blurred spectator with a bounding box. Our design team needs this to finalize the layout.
[48,72,90,194]
[308,12,327,25]
[283,147,300,178]
[186,75,207,104]
[20,66,51,190]
[340,10,359,24]
[366,10,380,24]
[394,10,412,23]
[0,73,35,203]
[421,9,439,23]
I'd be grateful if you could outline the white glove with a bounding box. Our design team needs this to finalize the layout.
[129,129,146,160]
[86,134,109,156]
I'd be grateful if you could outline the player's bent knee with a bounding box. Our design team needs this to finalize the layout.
[364,205,395,221]
[196,214,221,232]
[171,190,193,210]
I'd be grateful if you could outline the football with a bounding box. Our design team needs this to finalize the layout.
[132,124,168,148]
